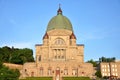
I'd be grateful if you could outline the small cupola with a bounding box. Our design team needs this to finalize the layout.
[43,33,49,39]
[70,32,76,39]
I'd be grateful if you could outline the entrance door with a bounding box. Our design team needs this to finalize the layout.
[56,68,60,80]
[31,72,34,77]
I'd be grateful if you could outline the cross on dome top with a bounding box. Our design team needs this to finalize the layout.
[57,4,62,15]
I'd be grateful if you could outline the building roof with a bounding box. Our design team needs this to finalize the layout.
[77,44,84,46]
[46,7,73,32]
[35,44,42,46]
[70,32,76,39]
[43,32,49,39]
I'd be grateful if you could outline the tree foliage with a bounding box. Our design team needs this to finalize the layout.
[87,59,97,67]
[87,56,116,67]
[99,56,116,62]
[95,70,102,78]
[0,46,34,79]
[0,63,20,80]
[0,46,34,64]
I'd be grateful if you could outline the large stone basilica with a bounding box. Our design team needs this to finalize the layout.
[20,7,94,80]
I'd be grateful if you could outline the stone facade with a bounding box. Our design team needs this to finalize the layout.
[100,61,120,78]
[20,7,94,80]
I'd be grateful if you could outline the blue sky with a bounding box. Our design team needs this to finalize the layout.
[0,0,120,61]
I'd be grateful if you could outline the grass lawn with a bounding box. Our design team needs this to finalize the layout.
[19,77,91,80]
[63,77,92,80]
[19,77,52,80]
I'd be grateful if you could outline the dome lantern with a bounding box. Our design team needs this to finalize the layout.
[57,4,62,15]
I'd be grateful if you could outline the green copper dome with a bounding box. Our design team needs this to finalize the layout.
[47,8,73,31]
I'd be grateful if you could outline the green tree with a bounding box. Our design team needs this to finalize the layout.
[87,59,97,67]
[0,46,34,64]
[1,46,10,62]
[95,70,102,78]
[0,46,34,79]
[99,56,116,62]
[0,65,20,80]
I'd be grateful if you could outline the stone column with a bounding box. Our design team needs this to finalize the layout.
[60,49,62,59]
[56,49,58,59]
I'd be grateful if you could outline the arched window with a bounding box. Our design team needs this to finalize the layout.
[54,38,65,45]
[40,67,43,75]
[38,55,41,61]
[53,49,66,60]
[64,69,68,75]
[31,72,34,77]
[48,67,52,75]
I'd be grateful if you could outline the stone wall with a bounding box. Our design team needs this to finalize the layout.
[3,63,23,70]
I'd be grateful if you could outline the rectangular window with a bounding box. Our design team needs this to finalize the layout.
[102,65,104,68]
[105,65,106,68]
[112,65,114,67]
[113,69,114,71]
[72,69,77,75]
[55,56,57,59]
[62,56,64,59]
[102,73,104,76]
[48,69,51,75]
[39,55,41,61]
[105,69,106,72]
[104,73,107,76]
[64,69,68,75]
[40,68,43,75]
[113,73,115,76]
[102,69,104,72]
